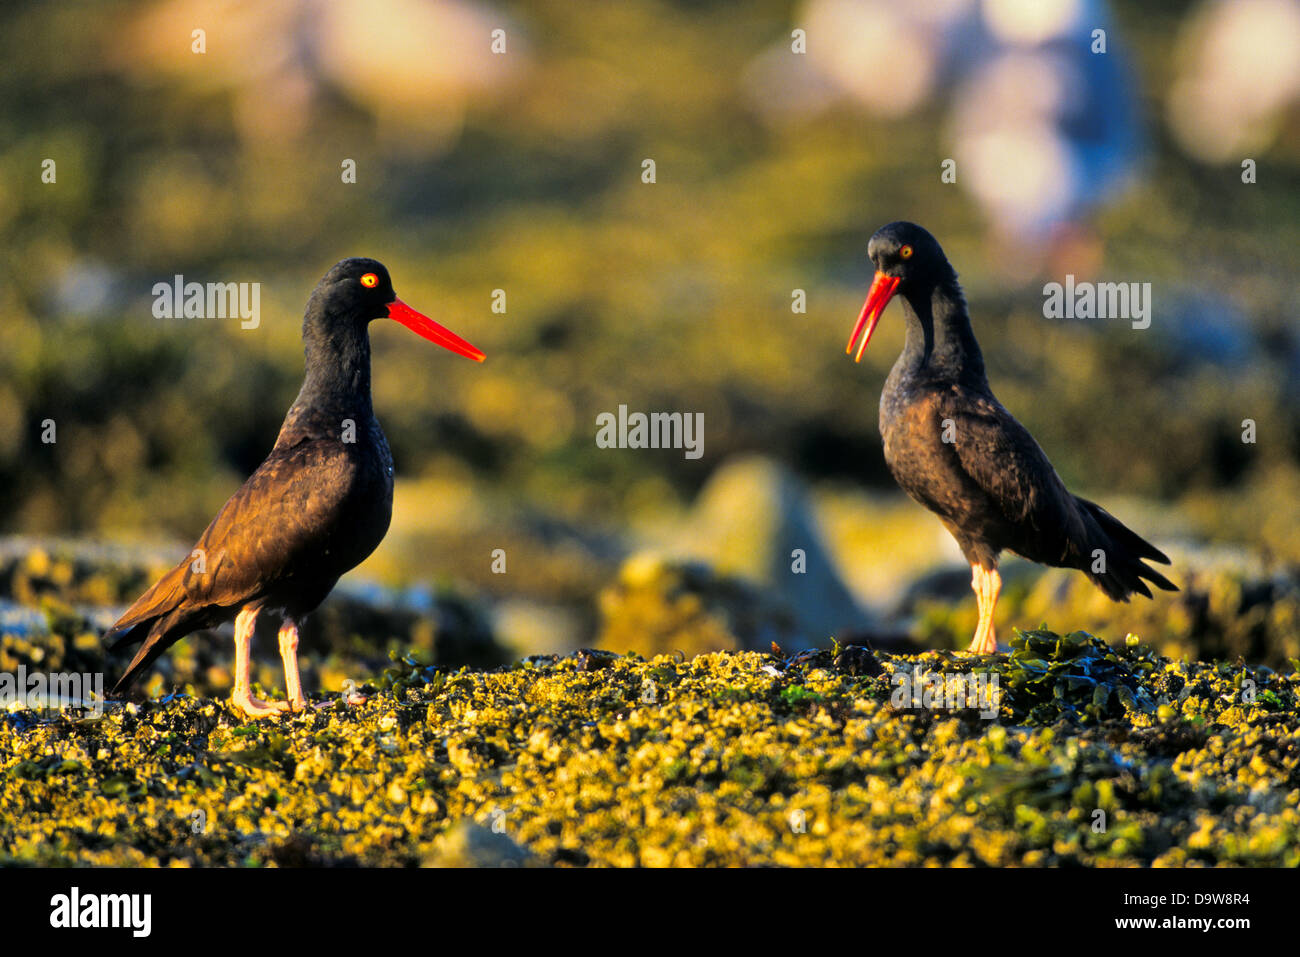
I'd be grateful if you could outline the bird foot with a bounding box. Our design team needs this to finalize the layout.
[966,622,999,654]
[231,693,292,719]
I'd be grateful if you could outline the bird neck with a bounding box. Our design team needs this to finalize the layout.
[294,312,375,419]
[896,275,986,385]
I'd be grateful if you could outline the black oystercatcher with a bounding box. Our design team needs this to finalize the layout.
[105,258,484,716]
[847,222,1175,653]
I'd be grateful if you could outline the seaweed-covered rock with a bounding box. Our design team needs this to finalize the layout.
[0,627,1295,867]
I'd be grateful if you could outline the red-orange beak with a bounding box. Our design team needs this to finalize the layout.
[846,271,900,363]
[387,299,485,362]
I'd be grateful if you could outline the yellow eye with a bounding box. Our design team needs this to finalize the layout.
[899,245,914,260]
[360,273,378,288]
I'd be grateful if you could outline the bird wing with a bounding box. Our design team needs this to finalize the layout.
[939,386,1085,562]
[105,437,365,694]
[171,437,361,609]
[107,437,358,645]
[938,386,1176,598]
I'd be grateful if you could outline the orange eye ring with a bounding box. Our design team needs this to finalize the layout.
[899,245,914,260]
[360,273,379,288]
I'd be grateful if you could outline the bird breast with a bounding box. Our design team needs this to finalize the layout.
[878,381,977,527]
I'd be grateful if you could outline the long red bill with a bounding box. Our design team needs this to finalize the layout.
[387,299,485,362]
[846,271,900,363]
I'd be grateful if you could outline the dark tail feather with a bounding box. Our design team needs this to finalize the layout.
[104,565,190,695]
[104,619,151,653]
[1075,497,1178,601]
[110,617,185,696]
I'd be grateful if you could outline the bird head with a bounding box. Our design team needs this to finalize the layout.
[847,221,948,362]
[316,257,485,362]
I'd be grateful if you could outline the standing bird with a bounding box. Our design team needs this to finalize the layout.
[105,258,484,716]
[847,222,1175,653]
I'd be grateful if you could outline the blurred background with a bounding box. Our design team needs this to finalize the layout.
[1,0,1298,693]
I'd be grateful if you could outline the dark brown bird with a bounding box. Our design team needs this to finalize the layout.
[104,258,484,717]
[847,222,1176,653]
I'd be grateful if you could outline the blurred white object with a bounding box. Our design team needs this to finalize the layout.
[802,0,946,117]
[1167,0,1300,162]
[114,0,526,146]
[982,0,1082,44]
[743,0,1140,237]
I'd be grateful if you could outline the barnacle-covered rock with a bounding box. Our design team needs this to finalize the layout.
[0,626,1295,867]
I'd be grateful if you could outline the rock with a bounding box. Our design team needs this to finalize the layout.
[491,597,586,659]
[423,821,533,868]
[314,581,507,671]
[597,552,799,657]
[659,455,872,641]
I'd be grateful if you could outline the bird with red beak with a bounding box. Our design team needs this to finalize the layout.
[105,258,484,717]
[847,222,1175,653]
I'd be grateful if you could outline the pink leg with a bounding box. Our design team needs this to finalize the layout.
[967,564,1001,654]
[230,607,289,719]
[277,619,308,712]
[986,568,1001,650]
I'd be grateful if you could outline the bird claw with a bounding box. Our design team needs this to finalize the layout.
[231,694,292,719]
